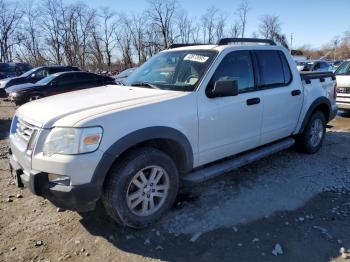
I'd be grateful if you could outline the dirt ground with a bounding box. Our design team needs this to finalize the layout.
[1,98,350,262]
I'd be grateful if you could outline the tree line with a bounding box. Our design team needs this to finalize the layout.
[1,0,293,71]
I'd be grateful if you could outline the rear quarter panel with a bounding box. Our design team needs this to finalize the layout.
[294,76,336,133]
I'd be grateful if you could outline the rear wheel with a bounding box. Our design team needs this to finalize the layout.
[102,147,179,228]
[296,111,326,154]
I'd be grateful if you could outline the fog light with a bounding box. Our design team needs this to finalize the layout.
[48,174,70,186]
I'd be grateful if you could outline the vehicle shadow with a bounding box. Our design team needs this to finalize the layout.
[338,110,350,118]
[0,119,11,140]
[79,130,350,262]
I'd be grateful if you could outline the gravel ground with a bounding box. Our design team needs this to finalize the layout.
[0,98,350,262]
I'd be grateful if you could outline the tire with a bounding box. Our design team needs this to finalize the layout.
[26,94,41,103]
[296,111,326,154]
[102,147,179,228]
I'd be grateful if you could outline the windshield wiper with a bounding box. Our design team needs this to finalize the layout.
[129,81,160,89]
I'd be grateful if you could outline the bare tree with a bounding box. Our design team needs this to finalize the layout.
[190,22,201,43]
[90,24,104,71]
[229,21,242,38]
[16,1,46,65]
[236,0,250,38]
[259,14,281,39]
[215,13,227,41]
[258,14,288,48]
[123,13,148,64]
[147,0,177,48]
[116,21,133,68]
[0,0,23,62]
[201,6,219,43]
[41,0,65,64]
[176,11,193,44]
[100,8,118,68]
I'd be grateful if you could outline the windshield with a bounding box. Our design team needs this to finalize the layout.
[0,63,15,72]
[335,61,350,75]
[116,68,136,78]
[20,68,38,77]
[36,74,56,85]
[125,50,217,91]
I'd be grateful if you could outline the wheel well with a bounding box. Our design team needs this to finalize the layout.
[298,100,331,134]
[313,103,330,121]
[115,138,190,174]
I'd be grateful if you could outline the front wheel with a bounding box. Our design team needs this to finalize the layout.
[296,111,326,154]
[102,147,179,228]
[27,94,41,103]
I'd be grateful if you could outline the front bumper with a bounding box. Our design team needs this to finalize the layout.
[336,102,350,110]
[8,93,25,105]
[0,88,6,98]
[9,150,100,212]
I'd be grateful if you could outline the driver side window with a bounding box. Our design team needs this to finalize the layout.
[35,69,49,78]
[207,51,255,96]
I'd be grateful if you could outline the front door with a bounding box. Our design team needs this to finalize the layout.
[197,50,263,166]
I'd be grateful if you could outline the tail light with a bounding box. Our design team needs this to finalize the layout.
[333,83,337,99]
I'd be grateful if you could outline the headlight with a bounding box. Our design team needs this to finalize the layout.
[43,127,103,156]
[9,92,17,97]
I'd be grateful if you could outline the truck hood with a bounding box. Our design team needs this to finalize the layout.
[16,85,187,128]
[336,75,350,87]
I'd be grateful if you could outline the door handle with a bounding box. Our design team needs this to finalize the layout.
[246,98,260,106]
[291,90,301,96]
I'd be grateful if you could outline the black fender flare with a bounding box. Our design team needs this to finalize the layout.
[90,126,194,192]
[298,96,331,134]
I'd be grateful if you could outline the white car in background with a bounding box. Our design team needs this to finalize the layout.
[335,60,350,111]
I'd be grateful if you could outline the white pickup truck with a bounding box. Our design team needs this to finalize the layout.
[335,60,350,111]
[8,38,337,228]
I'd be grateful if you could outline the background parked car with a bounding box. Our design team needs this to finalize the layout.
[0,65,80,97]
[14,63,33,75]
[0,63,17,79]
[335,60,350,111]
[295,61,307,71]
[6,71,115,105]
[302,60,332,72]
[0,72,7,80]
[113,67,137,85]
[332,60,344,70]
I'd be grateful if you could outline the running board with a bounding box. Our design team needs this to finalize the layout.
[183,138,295,183]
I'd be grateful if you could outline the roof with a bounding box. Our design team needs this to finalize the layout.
[165,43,287,53]
[165,38,283,53]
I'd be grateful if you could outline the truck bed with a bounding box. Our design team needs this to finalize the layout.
[300,71,336,83]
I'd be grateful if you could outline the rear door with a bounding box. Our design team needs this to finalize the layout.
[50,74,79,95]
[79,73,103,88]
[254,50,303,145]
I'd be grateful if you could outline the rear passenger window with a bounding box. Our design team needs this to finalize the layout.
[56,74,76,85]
[279,52,292,84]
[80,73,99,82]
[255,50,290,88]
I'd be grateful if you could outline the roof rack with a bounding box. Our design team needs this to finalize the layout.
[168,43,206,49]
[218,38,276,46]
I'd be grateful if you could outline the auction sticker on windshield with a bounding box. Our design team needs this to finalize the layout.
[184,54,209,63]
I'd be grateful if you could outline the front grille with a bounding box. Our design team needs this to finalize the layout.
[337,87,350,94]
[15,118,37,149]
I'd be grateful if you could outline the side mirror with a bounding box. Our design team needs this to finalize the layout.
[30,73,36,78]
[209,80,239,98]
